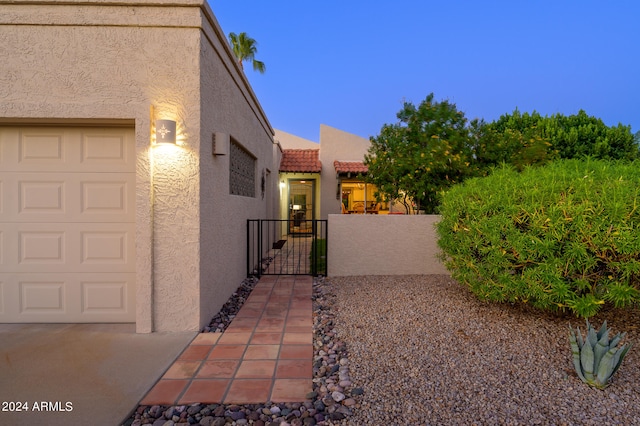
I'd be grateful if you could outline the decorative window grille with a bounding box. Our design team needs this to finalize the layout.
[229,140,256,197]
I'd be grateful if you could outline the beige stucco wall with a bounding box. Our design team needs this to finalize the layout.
[327,214,450,276]
[1,0,277,332]
[319,125,372,219]
[274,129,320,149]
[197,2,278,330]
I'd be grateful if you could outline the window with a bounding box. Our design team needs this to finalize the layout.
[229,140,256,197]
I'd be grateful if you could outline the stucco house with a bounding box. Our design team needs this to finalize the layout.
[276,124,399,222]
[0,0,280,332]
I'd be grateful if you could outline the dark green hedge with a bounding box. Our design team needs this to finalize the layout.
[436,159,640,318]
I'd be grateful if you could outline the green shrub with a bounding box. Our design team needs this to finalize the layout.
[310,238,327,276]
[436,159,640,318]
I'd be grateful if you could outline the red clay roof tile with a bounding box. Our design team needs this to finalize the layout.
[333,160,368,174]
[280,149,322,173]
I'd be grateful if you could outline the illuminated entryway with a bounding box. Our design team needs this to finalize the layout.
[288,179,315,234]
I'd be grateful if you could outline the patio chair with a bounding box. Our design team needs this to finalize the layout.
[366,202,381,214]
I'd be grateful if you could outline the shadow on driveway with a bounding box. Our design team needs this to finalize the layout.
[0,323,195,425]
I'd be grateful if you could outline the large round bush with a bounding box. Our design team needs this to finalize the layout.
[436,159,640,318]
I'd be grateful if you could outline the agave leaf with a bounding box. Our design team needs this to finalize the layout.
[586,321,598,348]
[611,343,632,377]
[610,347,623,378]
[597,320,608,340]
[610,331,626,348]
[593,328,610,369]
[580,338,595,382]
[569,325,575,341]
[576,326,584,350]
[569,330,587,383]
[596,346,618,387]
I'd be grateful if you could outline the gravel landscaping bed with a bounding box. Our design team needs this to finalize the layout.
[125,274,640,425]
[328,274,640,425]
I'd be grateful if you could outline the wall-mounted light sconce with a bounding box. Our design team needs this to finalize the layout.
[212,132,229,155]
[155,119,176,144]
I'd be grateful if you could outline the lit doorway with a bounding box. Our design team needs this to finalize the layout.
[288,179,315,234]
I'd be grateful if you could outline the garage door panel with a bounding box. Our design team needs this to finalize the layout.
[20,280,66,314]
[79,174,135,221]
[0,127,134,173]
[81,130,135,172]
[80,224,135,270]
[2,223,134,273]
[0,275,66,319]
[81,277,133,317]
[1,172,134,223]
[1,128,78,172]
[0,230,4,268]
[0,273,135,322]
[1,276,20,317]
[0,179,4,218]
[20,230,66,266]
[20,179,66,216]
[0,125,136,324]
[20,131,68,165]
[0,281,4,315]
[0,174,65,222]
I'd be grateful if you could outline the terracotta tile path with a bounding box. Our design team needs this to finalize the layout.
[140,275,314,405]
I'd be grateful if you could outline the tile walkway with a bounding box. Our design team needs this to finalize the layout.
[264,236,314,275]
[140,275,314,405]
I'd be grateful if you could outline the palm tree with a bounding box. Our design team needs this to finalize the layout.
[228,32,266,74]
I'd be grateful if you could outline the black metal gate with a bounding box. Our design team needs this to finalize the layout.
[247,219,327,276]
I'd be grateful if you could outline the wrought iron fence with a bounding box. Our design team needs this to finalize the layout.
[247,219,327,276]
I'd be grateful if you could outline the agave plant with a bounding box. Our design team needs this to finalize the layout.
[569,320,632,389]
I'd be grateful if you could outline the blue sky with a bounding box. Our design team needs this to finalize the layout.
[211,1,639,142]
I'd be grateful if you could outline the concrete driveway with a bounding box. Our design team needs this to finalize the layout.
[0,323,195,425]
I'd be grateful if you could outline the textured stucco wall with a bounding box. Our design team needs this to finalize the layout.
[327,214,450,276]
[319,125,372,219]
[1,0,276,332]
[274,129,320,149]
[197,2,276,330]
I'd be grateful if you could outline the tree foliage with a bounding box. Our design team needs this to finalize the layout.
[366,98,638,213]
[477,109,638,172]
[472,111,554,172]
[228,32,266,74]
[364,93,480,214]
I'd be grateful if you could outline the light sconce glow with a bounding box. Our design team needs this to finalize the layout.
[155,119,177,144]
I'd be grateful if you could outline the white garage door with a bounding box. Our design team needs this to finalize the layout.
[0,126,136,322]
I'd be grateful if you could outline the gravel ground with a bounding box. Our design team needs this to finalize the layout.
[125,274,640,425]
[328,275,640,426]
